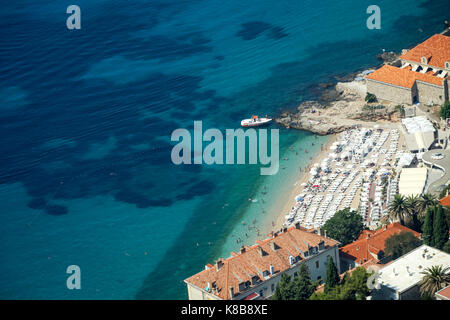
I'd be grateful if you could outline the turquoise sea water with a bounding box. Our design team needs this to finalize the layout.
[0,0,449,299]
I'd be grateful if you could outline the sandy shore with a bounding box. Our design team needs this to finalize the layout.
[272,133,339,231]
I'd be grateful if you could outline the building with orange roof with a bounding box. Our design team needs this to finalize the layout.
[435,285,450,300]
[184,223,340,300]
[339,223,421,271]
[439,194,450,207]
[366,34,450,105]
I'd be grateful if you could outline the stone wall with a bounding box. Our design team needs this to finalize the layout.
[415,81,446,106]
[366,79,413,104]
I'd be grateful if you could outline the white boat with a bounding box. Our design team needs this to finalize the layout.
[241,116,272,127]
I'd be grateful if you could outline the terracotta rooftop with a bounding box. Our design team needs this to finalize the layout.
[435,285,450,300]
[366,65,444,88]
[439,194,450,207]
[339,223,421,265]
[184,225,339,300]
[400,34,450,69]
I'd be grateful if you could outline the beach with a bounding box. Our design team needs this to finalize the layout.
[272,134,339,231]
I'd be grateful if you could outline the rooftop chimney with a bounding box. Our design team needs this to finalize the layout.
[257,246,265,258]
[317,227,321,236]
[270,264,274,275]
[216,259,224,271]
[324,229,327,238]
[269,241,278,251]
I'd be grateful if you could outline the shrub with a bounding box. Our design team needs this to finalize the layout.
[440,101,450,119]
[365,93,377,103]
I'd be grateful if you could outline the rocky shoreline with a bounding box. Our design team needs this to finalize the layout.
[275,52,402,135]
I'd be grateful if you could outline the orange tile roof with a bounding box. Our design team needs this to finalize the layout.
[366,65,444,88]
[440,194,450,207]
[184,226,339,300]
[400,34,450,69]
[339,223,421,265]
[436,285,450,299]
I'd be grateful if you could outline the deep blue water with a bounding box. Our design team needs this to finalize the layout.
[0,0,449,299]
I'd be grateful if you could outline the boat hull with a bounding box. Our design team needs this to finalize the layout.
[241,118,272,127]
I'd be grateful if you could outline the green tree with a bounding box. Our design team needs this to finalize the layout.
[384,231,422,260]
[342,267,372,299]
[418,193,438,218]
[405,195,421,231]
[440,101,450,119]
[324,256,340,293]
[365,93,377,103]
[419,265,450,298]
[443,241,450,254]
[433,205,448,250]
[388,194,410,225]
[309,267,371,300]
[422,206,435,246]
[321,208,364,246]
[272,273,292,300]
[272,264,317,300]
[394,105,405,118]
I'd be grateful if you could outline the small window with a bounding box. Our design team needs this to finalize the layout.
[271,283,275,292]
[315,261,319,269]
[293,272,298,278]
[317,276,322,283]
[259,290,264,297]
[446,61,450,69]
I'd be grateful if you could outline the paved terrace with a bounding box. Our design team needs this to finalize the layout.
[422,149,450,195]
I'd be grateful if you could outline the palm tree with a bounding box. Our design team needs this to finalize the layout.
[388,194,410,225]
[417,193,438,218]
[419,265,450,298]
[405,195,421,231]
